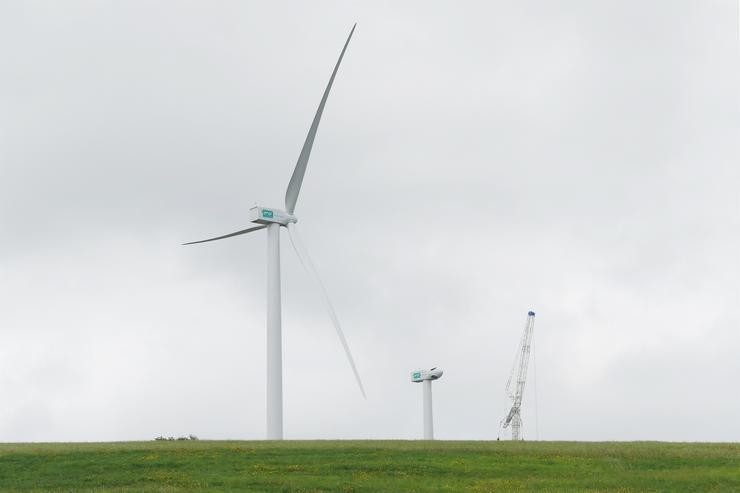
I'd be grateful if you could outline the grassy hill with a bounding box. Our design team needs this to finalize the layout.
[0,440,737,492]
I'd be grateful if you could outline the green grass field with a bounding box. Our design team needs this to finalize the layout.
[0,440,737,492]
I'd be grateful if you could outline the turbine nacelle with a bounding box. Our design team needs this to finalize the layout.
[411,367,443,383]
[250,206,297,226]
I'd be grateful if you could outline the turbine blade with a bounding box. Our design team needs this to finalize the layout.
[182,224,267,245]
[287,223,366,398]
[284,24,356,214]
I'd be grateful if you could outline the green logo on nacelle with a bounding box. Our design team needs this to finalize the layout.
[413,372,421,379]
[262,209,274,218]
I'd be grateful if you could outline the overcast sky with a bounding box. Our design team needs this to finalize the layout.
[1,1,738,442]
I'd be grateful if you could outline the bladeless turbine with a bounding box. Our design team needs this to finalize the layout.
[411,368,443,439]
[184,25,364,440]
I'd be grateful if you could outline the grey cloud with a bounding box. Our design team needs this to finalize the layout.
[0,0,738,441]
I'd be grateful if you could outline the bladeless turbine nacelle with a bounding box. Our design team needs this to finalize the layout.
[411,368,443,440]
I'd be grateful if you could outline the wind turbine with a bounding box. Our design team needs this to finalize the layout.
[184,24,364,440]
[411,368,443,439]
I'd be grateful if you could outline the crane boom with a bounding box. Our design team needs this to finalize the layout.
[501,311,536,440]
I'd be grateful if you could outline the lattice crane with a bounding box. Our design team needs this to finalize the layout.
[500,311,536,440]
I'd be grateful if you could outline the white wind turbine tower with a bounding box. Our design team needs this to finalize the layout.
[411,368,443,440]
[500,311,536,440]
[184,25,364,440]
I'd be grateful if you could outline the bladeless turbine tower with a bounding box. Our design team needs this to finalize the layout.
[411,368,443,440]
